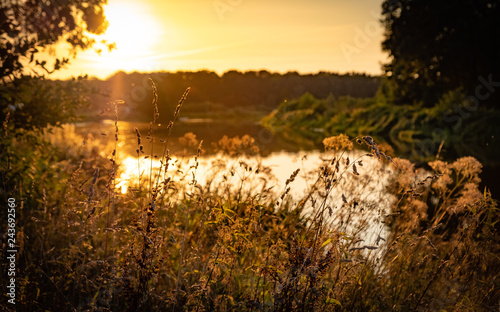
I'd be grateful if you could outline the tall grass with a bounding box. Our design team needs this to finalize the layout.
[1,82,498,311]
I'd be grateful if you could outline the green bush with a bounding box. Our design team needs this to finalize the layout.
[262,89,500,163]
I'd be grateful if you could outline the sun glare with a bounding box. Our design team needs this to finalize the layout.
[93,1,163,72]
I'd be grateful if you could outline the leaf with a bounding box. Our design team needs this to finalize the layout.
[92,290,100,302]
[326,298,342,306]
[223,207,236,216]
[321,238,333,248]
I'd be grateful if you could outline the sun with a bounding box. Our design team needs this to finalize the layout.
[93,0,164,72]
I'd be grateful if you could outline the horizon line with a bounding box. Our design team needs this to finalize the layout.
[52,68,384,81]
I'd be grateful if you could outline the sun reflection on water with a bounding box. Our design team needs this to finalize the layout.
[115,150,393,208]
[115,149,395,253]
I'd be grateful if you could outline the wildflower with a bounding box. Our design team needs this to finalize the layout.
[323,134,353,151]
[455,182,483,212]
[432,174,453,194]
[178,132,199,148]
[429,160,452,176]
[452,156,482,182]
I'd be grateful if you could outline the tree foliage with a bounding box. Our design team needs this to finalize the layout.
[381,0,500,107]
[1,75,94,131]
[0,0,111,131]
[0,0,110,81]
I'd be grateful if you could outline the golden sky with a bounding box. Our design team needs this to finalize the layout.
[51,0,388,79]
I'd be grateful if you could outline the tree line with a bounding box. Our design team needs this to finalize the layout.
[85,70,380,122]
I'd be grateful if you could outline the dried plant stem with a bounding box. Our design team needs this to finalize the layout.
[154,87,190,192]
[175,202,189,305]
[149,78,159,202]
[105,101,119,257]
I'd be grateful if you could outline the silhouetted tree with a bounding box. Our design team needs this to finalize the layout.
[91,70,380,122]
[1,0,111,81]
[381,0,500,107]
[0,0,111,130]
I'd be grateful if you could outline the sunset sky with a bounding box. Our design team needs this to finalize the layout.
[51,0,388,79]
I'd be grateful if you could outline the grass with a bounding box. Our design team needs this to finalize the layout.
[1,82,499,311]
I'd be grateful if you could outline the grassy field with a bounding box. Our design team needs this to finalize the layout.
[1,85,499,311]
